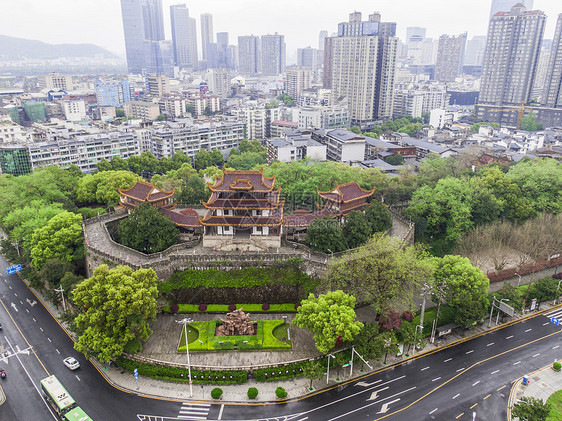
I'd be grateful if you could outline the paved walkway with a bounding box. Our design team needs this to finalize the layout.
[508,364,562,420]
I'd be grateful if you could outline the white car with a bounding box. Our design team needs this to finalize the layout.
[63,357,80,370]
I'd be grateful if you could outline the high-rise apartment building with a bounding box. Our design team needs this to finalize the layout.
[146,73,170,97]
[216,32,231,68]
[318,31,328,51]
[170,4,198,69]
[200,13,214,64]
[261,33,286,76]
[479,4,545,107]
[297,47,319,70]
[95,80,132,107]
[39,73,74,91]
[489,0,533,18]
[207,69,231,98]
[543,14,562,108]
[238,36,260,75]
[464,36,487,66]
[120,0,165,74]
[435,33,467,82]
[324,11,398,125]
[284,66,312,100]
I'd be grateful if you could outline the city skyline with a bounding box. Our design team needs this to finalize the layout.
[1,0,560,63]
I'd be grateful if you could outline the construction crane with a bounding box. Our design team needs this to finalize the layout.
[487,101,534,130]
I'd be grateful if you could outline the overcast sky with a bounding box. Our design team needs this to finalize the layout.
[1,0,560,61]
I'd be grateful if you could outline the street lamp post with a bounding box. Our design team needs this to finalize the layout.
[54,285,66,312]
[176,317,194,397]
[326,353,334,384]
[515,273,522,287]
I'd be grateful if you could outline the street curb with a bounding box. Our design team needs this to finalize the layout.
[0,384,5,406]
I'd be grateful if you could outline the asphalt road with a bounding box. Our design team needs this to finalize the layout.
[0,250,561,421]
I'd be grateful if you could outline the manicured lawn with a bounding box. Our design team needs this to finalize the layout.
[546,389,562,421]
[178,320,291,352]
[163,304,298,313]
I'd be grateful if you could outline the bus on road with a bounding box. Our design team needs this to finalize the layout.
[40,375,92,420]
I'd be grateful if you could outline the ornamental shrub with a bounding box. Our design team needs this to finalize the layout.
[228,304,236,311]
[554,362,561,371]
[262,303,270,311]
[247,387,258,399]
[170,304,179,314]
[275,387,287,399]
[402,311,414,322]
[294,303,301,311]
[198,304,208,311]
[211,388,223,399]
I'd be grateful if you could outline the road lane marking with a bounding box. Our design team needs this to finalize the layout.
[8,285,11,289]
[75,375,80,381]
[491,370,500,375]
[487,342,494,346]
[20,300,23,305]
[456,367,465,372]
[497,385,507,391]
[484,394,491,400]
[421,367,430,371]
[56,349,60,354]
[14,293,17,297]
[429,408,438,415]
[432,377,441,382]
[466,350,474,354]
[470,403,478,409]
[533,353,540,357]
[444,358,452,362]
[32,317,36,322]
[472,381,480,386]
[40,327,43,332]
[218,404,224,420]
[456,413,464,419]
[452,393,460,399]
[544,322,550,325]
[525,329,532,332]
[513,361,521,365]
[25,309,29,313]
[506,335,514,339]
[554,345,560,349]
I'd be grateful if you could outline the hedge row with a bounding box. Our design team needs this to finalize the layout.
[163,303,298,313]
[116,356,248,385]
[253,361,307,382]
[159,266,317,294]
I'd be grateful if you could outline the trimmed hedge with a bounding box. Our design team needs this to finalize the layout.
[211,388,223,399]
[247,387,258,399]
[179,320,291,351]
[115,356,247,385]
[158,266,317,294]
[163,303,298,313]
[275,387,287,399]
[254,361,307,382]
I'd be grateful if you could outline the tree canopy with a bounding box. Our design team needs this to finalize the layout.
[305,216,346,253]
[72,265,158,362]
[117,203,179,253]
[293,290,363,353]
[75,170,137,206]
[342,211,372,249]
[29,211,84,271]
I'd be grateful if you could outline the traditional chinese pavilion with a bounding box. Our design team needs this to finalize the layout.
[317,181,376,217]
[118,180,176,210]
[200,168,284,250]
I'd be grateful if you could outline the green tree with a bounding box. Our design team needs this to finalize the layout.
[29,211,84,271]
[210,148,225,167]
[227,152,267,170]
[302,360,324,389]
[186,104,195,114]
[177,175,207,205]
[520,112,543,132]
[139,151,160,174]
[157,114,166,121]
[115,108,125,117]
[511,396,551,421]
[305,216,346,253]
[194,149,214,170]
[294,290,364,353]
[365,200,392,233]
[328,234,434,314]
[433,255,489,328]
[38,258,74,289]
[277,93,296,107]
[239,139,266,154]
[380,331,399,364]
[421,112,430,124]
[529,277,558,302]
[72,265,158,362]
[349,126,362,134]
[96,158,113,172]
[342,211,372,249]
[117,203,179,253]
[75,170,137,206]
[470,122,500,133]
[385,154,404,165]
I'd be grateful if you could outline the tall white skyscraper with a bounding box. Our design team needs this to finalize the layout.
[261,33,286,76]
[238,35,260,75]
[318,30,328,51]
[200,13,214,63]
[489,0,533,18]
[170,4,198,69]
[324,11,398,125]
[543,14,562,108]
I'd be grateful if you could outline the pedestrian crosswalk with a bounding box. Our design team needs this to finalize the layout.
[544,308,562,324]
[177,402,211,420]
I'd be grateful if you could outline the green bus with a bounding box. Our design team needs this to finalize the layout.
[40,375,92,420]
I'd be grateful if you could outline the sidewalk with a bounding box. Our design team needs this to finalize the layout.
[24,274,562,404]
[508,364,562,420]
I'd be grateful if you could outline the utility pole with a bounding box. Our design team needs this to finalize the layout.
[55,285,66,312]
[430,283,445,344]
[416,284,431,349]
[176,317,194,397]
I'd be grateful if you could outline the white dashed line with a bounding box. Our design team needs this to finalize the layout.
[544,322,550,325]
[14,293,17,297]
[432,377,441,382]
[513,361,521,365]
[75,375,80,381]
[525,329,532,332]
[47,338,51,343]
[444,358,452,363]
[32,318,36,322]
[39,327,43,332]
[421,367,430,371]
[429,408,438,415]
[457,368,465,372]
[472,381,480,386]
[491,370,500,375]
[506,335,514,339]
[26,309,29,313]
[554,345,560,350]
[20,300,23,305]
[56,349,60,354]
[533,353,540,357]
[452,394,460,399]
[487,343,494,346]
[466,350,474,354]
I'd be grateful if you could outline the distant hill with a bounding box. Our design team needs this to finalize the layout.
[0,35,118,59]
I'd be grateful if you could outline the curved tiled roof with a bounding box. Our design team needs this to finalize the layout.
[161,208,202,228]
[283,208,336,228]
[119,180,176,203]
[317,181,375,204]
[208,169,276,193]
